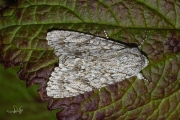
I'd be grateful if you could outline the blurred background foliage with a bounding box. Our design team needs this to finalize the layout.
[0,64,57,120]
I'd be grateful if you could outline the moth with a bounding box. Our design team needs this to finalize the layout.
[46,30,149,98]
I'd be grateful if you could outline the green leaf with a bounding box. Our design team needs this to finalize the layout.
[0,64,57,120]
[0,0,180,119]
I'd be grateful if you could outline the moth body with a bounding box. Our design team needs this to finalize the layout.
[46,30,149,98]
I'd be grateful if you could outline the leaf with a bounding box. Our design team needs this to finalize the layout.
[0,0,180,119]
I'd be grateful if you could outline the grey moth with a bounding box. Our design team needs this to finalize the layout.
[46,30,149,98]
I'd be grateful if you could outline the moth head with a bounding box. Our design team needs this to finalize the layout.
[117,47,148,75]
[129,47,148,68]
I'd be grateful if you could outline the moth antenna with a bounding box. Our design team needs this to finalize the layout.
[138,31,150,49]
[103,30,109,39]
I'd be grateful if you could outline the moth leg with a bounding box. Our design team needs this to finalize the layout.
[136,72,149,82]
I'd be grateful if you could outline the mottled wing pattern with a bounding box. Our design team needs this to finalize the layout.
[46,30,148,98]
